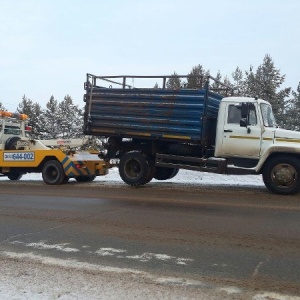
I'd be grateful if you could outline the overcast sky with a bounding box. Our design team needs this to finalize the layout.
[0,0,299,111]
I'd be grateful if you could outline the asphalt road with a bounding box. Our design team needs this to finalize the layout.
[0,179,300,298]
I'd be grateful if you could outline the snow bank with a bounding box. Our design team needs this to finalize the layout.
[0,167,265,188]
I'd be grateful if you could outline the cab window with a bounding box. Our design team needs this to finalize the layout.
[260,103,276,127]
[227,105,241,124]
[4,126,21,135]
[248,105,257,125]
[227,104,257,125]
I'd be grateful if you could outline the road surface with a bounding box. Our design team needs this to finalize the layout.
[0,177,299,299]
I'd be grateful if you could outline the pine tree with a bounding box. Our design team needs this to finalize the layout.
[211,71,222,90]
[29,103,43,138]
[41,96,61,139]
[17,95,43,138]
[17,95,34,115]
[166,72,182,89]
[286,82,300,130]
[186,65,210,89]
[58,95,83,138]
[209,71,233,96]
[231,66,245,95]
[243,54,291,127]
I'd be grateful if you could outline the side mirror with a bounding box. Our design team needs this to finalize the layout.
[241,103,248,119]
[240,118,248,127]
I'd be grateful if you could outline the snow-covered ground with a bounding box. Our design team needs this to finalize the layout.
[1,254,299,300]
[3,169,295,300]
[0,167,266,188]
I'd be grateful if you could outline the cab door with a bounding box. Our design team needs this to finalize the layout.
[221,103,262,158]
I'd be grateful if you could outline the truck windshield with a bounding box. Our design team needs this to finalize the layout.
[4,126,21,135]
[260,103,277,127]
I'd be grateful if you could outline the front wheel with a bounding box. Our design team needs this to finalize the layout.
[42,160,67,185]
[262,156,300,195]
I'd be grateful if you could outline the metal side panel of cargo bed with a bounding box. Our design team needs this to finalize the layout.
[84,88,223,145]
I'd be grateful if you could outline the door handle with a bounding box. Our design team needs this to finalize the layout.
[224,129,233,132]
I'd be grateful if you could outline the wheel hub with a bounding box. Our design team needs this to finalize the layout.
[126,160,141,178]
[271,164,297,187]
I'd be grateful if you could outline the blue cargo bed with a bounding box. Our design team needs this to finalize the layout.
[84,76,224,145]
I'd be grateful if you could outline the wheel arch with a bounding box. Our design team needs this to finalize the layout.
[37,156,60,171]
[257,148,300,174]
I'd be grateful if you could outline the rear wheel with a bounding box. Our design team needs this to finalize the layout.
[119,151,154,186]
[75,175,96,182]
[262,156,300,195]
[154,167,179,180]
[7,171,23,181]
[62,176,70,184]
[143,155,155,184]
[42,160,67,185]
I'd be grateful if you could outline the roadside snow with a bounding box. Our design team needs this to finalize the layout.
[1,253,299,300]
[0,167,265,188]
[0,255,217,300]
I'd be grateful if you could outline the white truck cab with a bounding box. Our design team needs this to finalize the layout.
[0,111,29,149]
[215,97,300,194]
[0,111,48,150]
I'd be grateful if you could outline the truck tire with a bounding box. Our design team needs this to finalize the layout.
[7,171,23,181]
[62,176,70,183]
[42,160,67,185]
[119,151,154,186]
[5,137,21,150]
[75,175,96,182]
[143,155,156,184]
[154,167,179,180]
[262,155,300,195]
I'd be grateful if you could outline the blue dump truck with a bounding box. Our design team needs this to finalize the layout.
[84,73,300,195]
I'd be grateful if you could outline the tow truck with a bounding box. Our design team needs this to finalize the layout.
[0,111,109,184]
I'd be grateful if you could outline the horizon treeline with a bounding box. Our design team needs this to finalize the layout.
[1,54,300,139]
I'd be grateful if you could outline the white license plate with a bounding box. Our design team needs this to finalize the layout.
[3,152,35,161]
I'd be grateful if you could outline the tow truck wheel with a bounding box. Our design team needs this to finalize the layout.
[154,167,179,180]
[62,176,70,184]
[119,151,154,186]
[42,160,67,185]
[7,171,23,181]
[262,155,300,195]
[75,175,96,182]
[5,137,21,150]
